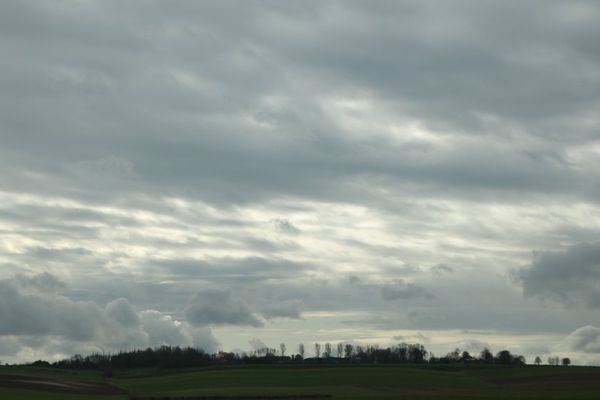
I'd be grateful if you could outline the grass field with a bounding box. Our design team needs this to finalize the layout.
[2,364,600,399]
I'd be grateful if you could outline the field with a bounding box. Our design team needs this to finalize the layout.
[1,364,600,399]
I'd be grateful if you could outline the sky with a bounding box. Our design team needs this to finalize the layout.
[1,0,600,365]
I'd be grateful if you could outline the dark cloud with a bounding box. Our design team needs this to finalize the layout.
[515,242,600,308]
[0,277,102,340]
[0,274,218,356]
[15,272,67,293]
[185,287,263,327]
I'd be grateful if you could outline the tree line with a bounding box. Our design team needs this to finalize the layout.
[26,342,551,372]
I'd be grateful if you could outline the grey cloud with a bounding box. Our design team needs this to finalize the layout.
[341,315,392,328]
[185,287,263,327]
[260,301,302,320]
[515,242,600,308]
[380,280,434,301]
[15,272,66,293]
[392,332,429,343]
[139,310,183,345]
[454,339,490,354]
[431,264,453,275]
[249,338,267,351]
[25,245,93,258]
[1,0,598,211]
[0,274,218,354]
[0,277,102,340]
[273,219,300,235]
[189,327,219,353]
[106,298,140,328]
[153,256,314,282]
[565,326,600,353]
[0,336,23,357]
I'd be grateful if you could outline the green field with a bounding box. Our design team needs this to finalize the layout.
[2,364,600,399]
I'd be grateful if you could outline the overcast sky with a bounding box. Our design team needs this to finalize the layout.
[1,0,600,365]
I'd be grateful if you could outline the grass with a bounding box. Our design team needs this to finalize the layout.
[2,364,600,399]
[0,387,127,400]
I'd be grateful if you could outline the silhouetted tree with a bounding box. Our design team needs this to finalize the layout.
[461,351,474,362]
[324,343,332,358]
[397,343,408,362]
[495,350,512,364]
[534,356,542,365]
[41,340,531,371]
[344,343,354,359]
[447,348,461,362]
[337,342,343,358]
[562,357,571,366]
[480,348,494,364]
[409,344,427,363]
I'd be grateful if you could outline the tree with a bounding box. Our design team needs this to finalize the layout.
[461,351,473,362]
[314,343,321,358]
[548,356,560,366]
[337,342,343,358]
[447,348,461,362]
[324,343,332,358]
[409,344,427,363]
[495,350,512,365]
[298,343,305,359]
[514,355,526,365]
[553,356,560,366]
[280,343,286,357]
[397,343,408,362]
[561,357,571,367]
[534,356,542,366]
[480,348,494,364]
[344,343,354,359]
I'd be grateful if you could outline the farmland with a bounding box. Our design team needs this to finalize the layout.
[2,364,600,399]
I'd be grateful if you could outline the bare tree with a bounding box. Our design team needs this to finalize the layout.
[548,356,560,366]
[280,343,286,357]
[534,356,541,366]
[315,342,321,358]
[337,342,343,358]
[298,343,305,359]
